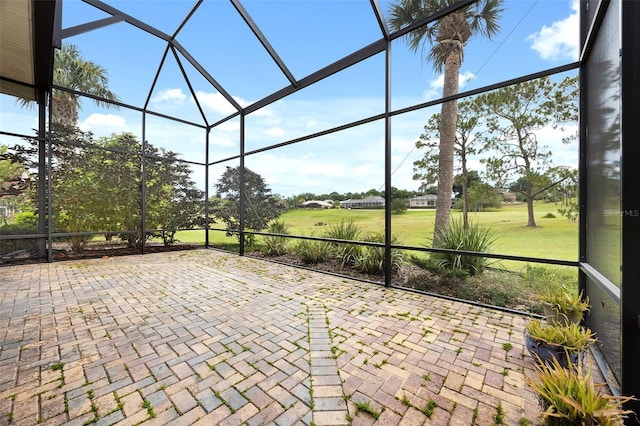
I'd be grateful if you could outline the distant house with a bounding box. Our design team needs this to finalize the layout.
[501,191,517,203]
[409,194,455,208]
[298,200,333,209]
[409,194,437,208]
[340,195,385,209]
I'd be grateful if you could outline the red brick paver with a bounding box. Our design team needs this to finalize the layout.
[0,249,604,425]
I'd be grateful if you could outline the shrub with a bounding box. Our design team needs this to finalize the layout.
[0,222,38,255]
[527,357,635,425]
[409,256,470,282]
[430,219,497,276]
[543,212,556,219]
[262,220,290,256]
[391,198,408,214]
[324,219,362,267]
[524,265,576,287]
[13,211,38,227]
[295,239,332,264]
[353,233,404,275]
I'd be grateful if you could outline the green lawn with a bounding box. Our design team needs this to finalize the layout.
[177,201,578,270]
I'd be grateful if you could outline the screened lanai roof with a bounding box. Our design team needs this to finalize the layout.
[52,0,399,128]
[16,0,570,130]
[0,0,57,101]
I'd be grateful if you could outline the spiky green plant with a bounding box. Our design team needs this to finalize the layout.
[526,319,596,352]
[429,218,497,275]
[263,220,290,256]
[295,238,332,264]
[324,218,363,267]
[539,286,589,325]
[527,357,635,425]
[353,233,405,275]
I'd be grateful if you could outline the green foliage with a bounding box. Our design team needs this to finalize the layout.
[5,127,206,252]
[423,400,437,418]
[527,357,635,426]
[430,219,497,275]
[540,286,589,317]
[13,211,38,227]
[0,221,38,255]
[262,220,290,256]
[391,198,408,214]
[478,76,579,227]
[543,212,556,219]
[526,319,596,351]
[295,239,332,264]
[324,219,362,267]
[211,166,285,244]
[494,403,506,424]
[354,401,381,420]
[524,265,576,288]
[353,233,405,275]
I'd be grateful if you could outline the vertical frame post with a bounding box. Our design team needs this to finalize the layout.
[384,40,392,287]
[205,128,210,248]
[239,113,245,256]
[620,0,640,416]
[37,90,47,259]
[141,112,147,254]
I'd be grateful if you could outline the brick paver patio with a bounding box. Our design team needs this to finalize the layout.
[0,249,590,425]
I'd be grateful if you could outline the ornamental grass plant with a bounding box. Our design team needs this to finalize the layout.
[527,357,635,426]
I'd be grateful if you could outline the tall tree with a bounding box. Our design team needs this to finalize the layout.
[18,43,119,126]
[211,166,285,245]
[388,0,503,244]
[413,99,483,228]
[477,76,578,226]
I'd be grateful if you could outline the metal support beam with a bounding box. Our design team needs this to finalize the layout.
[37,90,47,259]
[246,39,386,115]
[230,0,297,86]
[239,114,245,256]
[620,0,640,416]
[61,16,123,39]
[370,0,389,40]
[205,128,210,248]
[141,112,147,254]
[384,40,392,287]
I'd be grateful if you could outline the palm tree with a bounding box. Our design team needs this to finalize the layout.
[388,0,503,244]
[19,43,119,126]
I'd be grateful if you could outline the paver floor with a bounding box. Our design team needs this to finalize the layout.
[0,249,599,425]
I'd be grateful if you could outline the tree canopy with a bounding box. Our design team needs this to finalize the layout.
[3,127,205,251]
[477,76,578,226]
[210,166,285,244]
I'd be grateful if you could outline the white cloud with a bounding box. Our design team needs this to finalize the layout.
[151,88,187,105]
[197,91,237,115]
[423,71,477,100]
[210,136,236,147]
[197,91,274,118]
[265,127,284,136]
[527,0,579,62]
[79,113,127,132]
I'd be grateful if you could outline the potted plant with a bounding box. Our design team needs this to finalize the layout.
[527,357,635,425]
[525,319,596,368]
[539,286,590,325]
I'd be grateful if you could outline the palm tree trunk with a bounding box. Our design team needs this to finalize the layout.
[52,95,78,127]
[433,49,461,245]
[461,155,469,229]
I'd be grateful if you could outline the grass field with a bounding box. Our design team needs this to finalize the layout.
[173,202,581,310]
[177,201,578,270]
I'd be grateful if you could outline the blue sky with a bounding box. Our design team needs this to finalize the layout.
[0,0,580,197]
